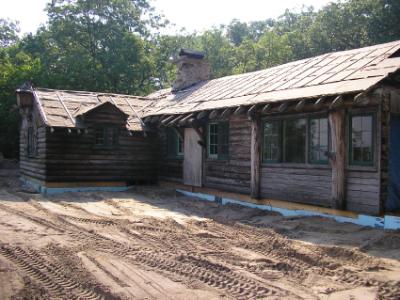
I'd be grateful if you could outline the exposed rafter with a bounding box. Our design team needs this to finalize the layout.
[261,104,271,114]
[330,95,344,109]
[196,110,209,120]
[278,102,288,113]
[220,108,233,119]
[209,109,220,119]
[295,100,306,111]
[179,113,195,125]
[234,106,246,115]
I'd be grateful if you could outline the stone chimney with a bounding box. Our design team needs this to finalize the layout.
[172,49,211,91]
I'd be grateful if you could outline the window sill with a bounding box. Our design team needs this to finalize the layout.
[346,165,378,172]
[206,157,229,162]
[261,163,331,169]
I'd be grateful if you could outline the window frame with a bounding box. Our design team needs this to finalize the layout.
[166,128,184,159]
[308,116,330,165]
[348,112,376,167]
[176,133,184,156]
[94,125,119,149]
[263,120,282,163]
[207,121,229,160]
[262,114,330,166]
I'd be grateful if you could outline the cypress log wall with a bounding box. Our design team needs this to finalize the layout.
[158,128,183,183]
[20,104,159,185]
[203,115,252,194]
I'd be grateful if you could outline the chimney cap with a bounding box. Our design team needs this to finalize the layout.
[179,48,205,59]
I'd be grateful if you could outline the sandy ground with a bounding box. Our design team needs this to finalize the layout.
[0,166,399,299]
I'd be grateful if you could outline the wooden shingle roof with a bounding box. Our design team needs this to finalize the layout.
[29,89,155,131]
[18,40,400,130]
[147,40,400,116]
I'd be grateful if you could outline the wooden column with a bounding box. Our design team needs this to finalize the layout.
[328,109,346,210]
[250,115,262,198]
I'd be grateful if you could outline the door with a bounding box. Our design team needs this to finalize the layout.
[387,114,400,211]
[183,128,202,187]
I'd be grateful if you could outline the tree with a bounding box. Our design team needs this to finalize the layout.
[0,19,19,47]
[22,0,164,94]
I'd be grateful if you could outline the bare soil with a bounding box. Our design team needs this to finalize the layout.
[0,164,399,299]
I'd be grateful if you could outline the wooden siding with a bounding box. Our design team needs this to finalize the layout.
[346,171,380,214]
[261,167,332,206]
[203,115,251,194]
[19,106,47,182]
[43,105,158,183]
[158,129,183,182]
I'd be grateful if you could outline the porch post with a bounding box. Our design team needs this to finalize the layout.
[328,109,346,210]
[250,115,262,198]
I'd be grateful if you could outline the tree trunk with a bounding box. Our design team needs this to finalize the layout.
[329,109,346,210]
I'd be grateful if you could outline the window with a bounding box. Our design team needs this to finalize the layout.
[27,127,36,157]
[283,118,306,163]
[263,121,281,162]
[207,122,229,159]
[349,114,374,166]
[263,116,329,165]
[167,128,183,158]
[94,127,118,148]
[309,117,329,164]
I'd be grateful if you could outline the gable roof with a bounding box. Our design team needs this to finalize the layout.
[21,88,155,131]
[146,40,400,116]
[74,101,129,118]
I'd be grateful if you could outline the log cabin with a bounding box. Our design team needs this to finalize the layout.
[16,42,400,215]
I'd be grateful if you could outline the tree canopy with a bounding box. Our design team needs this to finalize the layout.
[1,0,400,158]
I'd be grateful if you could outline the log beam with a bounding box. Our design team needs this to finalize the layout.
[161,115,175,125]
[314,97,325,109]
[247,105,258,120]
[220,108,233,119]
[234,106,246,115]
[209,109,220,119]
[328,109,346,210]
[261,104,271,114]
[329,95,344,109]
[278,102,289,113]
[196,110,209,120]
[295,99,306,111]
[166,114,184,126]
[250,114,262,199]
[178,113,195,125]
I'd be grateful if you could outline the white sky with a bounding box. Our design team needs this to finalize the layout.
[0,0,334,35]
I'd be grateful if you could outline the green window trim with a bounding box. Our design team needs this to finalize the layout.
[167,128,184,159]
[308,117,330,165]
[263,115,330,165]
[349,113,375,167]
[94,126,118,149]
[207,121,229,160]
[263,120,282,163]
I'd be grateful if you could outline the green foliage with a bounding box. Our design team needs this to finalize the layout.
[0,19,19,47]
[1,0,400,158]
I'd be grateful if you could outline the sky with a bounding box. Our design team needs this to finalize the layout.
[0,0,333,35]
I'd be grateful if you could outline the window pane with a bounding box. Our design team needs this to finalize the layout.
[309,117,329,163]
[218,122,229,157]
[263,121,281,162]
[351,115,373,165]
[177,134,183,155]
[208,123,219,156]
[283,119,306,163]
